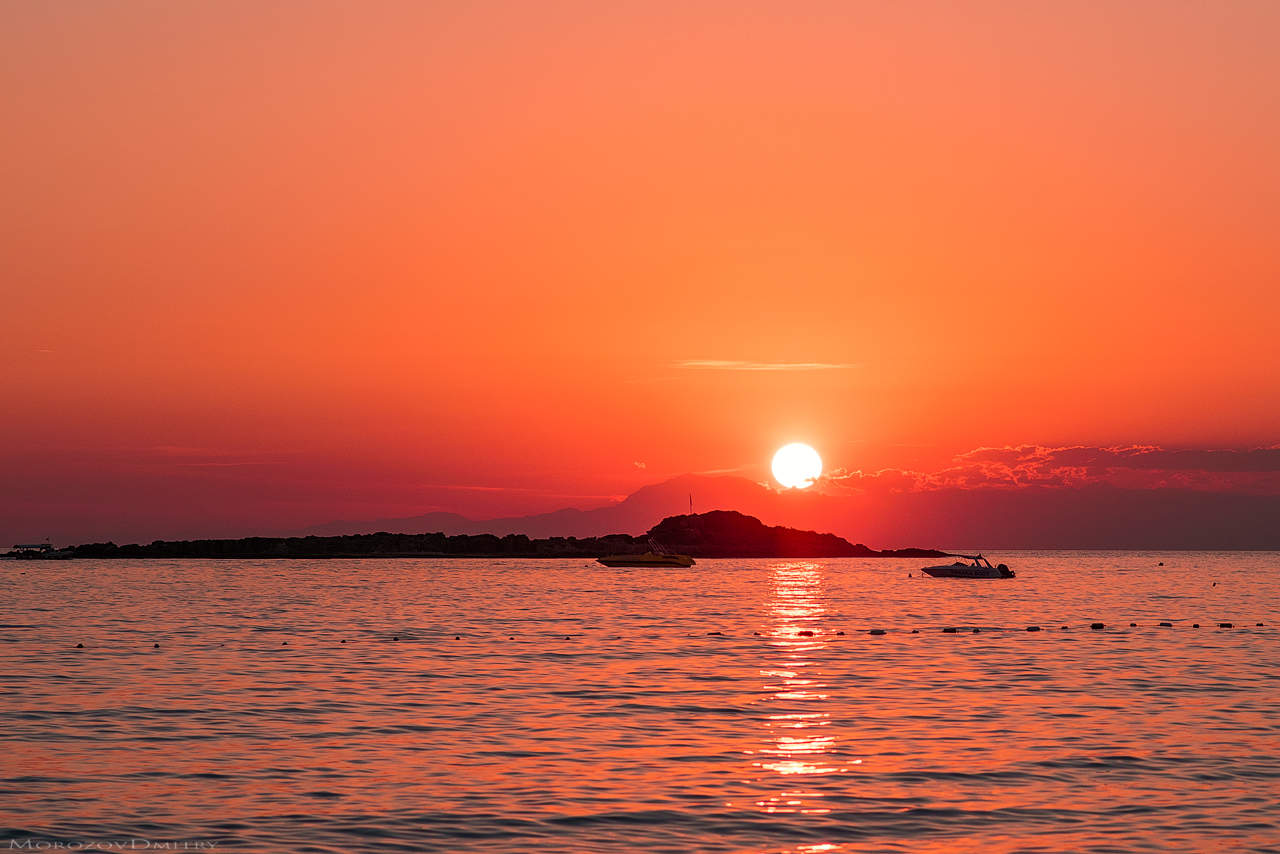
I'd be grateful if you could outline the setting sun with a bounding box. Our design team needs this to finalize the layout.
[771,443,823,489]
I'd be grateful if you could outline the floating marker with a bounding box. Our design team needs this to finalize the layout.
[1026,626,1041,632]
[391,636,399,642]
[1090,623,1105,630]
[153,643,159,648]
[1061,626,1069,631]
[972,628,980,634]
[1219,622,1233,628]
[911,629,919,634]
[340,639,346,643]
[869,629,886,636]
[1192,624,1200,628]
[454,635,460,640]
[282,641,288,645]
[1257,623,1264,627]
[75,643,83,648]
[836,631,845,636]
[1130,622,1137,627]
[753,631,761,636]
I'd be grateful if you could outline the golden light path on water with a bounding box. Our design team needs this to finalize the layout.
[743,562,858,822]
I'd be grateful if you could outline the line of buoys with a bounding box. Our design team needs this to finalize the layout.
[65,618,1265,653]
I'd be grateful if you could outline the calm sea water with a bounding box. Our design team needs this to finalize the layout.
[3,552,1278,853]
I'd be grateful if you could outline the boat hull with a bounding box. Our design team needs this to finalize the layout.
[597,554,696,567]
[921,563,1014,578]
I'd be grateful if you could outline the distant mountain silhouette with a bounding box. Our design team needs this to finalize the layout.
[297,473,1280,550]
[297,474,779,539]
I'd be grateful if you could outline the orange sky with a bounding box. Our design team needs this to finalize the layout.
[3,1,1278,542]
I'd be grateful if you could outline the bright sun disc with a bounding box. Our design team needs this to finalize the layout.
[772,443,822,489]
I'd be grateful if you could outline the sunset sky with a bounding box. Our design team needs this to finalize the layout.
[3,2,1278,545]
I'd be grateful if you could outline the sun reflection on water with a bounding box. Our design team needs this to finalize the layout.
[747,562,855,825]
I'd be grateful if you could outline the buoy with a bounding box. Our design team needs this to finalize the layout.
[869,629,885,636]
[972,628,980,634]
[1192,624,1200,628]
[1026,626,1041,632]
[1159,622,1173,627]
[1257,623,1264,627]
[911,629,919,634]
[509,636,514,640]
[75,643,83,648]
[753,631,760,636]
[798,630,814,637]
[282,641,288,645]
[908,573,912,578]
[1158,562,1164,566]
[836,631,845,636]
[1090,623,1105,630]
[340,639,346,643]
[564,636,570,640]
[1219,622,1233,628]
[1061,626,1069,631]
[392,636,399,642]
[454,635,460,640]
[942,627,958,634]
[707,631,723,636]
[153,643,159,648]
[1130,622,1137,627]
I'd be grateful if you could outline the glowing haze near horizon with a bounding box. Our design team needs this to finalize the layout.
[2,1,1278,544]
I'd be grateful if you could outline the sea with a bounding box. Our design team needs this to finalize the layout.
[3,552,1278,853]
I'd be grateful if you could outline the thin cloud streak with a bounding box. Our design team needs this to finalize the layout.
[676,360,857,372]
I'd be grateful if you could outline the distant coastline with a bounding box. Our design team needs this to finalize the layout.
[29,510,949,561]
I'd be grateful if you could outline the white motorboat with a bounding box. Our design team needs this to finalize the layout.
[920,554,1014,578]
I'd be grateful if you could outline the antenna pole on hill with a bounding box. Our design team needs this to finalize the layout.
[689,493,693,515]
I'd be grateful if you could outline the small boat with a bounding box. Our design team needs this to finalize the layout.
[597,538,695,568]
[7,542,73,560]
[597,552,696,568]
[920,554,1014,578]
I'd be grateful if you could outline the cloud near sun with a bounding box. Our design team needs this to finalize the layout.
[824,445,1280,495]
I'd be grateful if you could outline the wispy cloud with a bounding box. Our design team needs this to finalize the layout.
[676,360,857,372]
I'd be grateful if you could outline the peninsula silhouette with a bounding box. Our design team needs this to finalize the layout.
[60,510,948,560]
